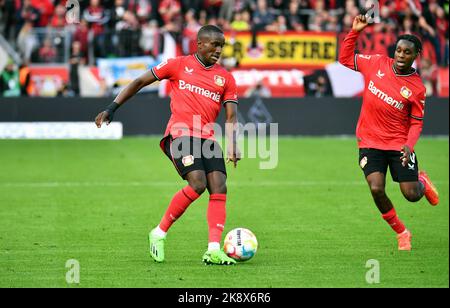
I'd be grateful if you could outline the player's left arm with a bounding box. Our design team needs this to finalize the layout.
[225,102,240,168]
[95,71,158,127]
[223,74,240,168]
[401,90,426,166]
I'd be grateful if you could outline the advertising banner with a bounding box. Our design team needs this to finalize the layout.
[29,65,69,97]
[223,31,337,69]
[97,56,161,92]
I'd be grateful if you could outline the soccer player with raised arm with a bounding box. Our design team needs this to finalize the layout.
[338,15,439,251]
[95,25,240,265]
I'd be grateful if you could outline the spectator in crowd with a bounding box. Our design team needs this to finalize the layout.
[434,4,449,66]
[56,83,76,97]
[38,38,58,63]
[116,10,141,57]
[19,61,33,96]
[234,0,256,13]
[305,71,333,97]
[34,0,54,27]
[420,57,439,96]
[181,0,204,18]
[140,19,160,57]
[159,0,183,40]
[16,0,40,32]
[0,0,15,41]
[253,0,275,31]
[230,10,251,31]
[135,0,153,24]
[0,59,21,97]
[73,18,90,55]
[16,21,38,63]
[244,79,272,98]
[204,0,223,20]
[266,14,288,32]
[69,41,87,95]
[286,0,305,31]
[218,0,236,28]
[83,0,111,58]
[269,0,288,14]
[182,9,202,55]
[49,3,67,29]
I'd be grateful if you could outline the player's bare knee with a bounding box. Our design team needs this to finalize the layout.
[403,189,421,202]
[189,181,207,195]
[209,183,227,195]
[370,185,386,198]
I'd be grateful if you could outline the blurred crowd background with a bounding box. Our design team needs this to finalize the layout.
[0,0,448,98]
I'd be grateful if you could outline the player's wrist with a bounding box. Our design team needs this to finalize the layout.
[105,102,120,115]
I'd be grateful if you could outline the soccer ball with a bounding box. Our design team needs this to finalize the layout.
[223,228,258,261]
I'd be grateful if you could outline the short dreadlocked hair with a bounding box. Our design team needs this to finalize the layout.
[396,34,422,54]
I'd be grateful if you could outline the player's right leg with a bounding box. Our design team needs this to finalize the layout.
[388,151,439,206]
[366,172,411,251]
[200,141,235,265]
[359,149,411,250]
[149,137,207,262]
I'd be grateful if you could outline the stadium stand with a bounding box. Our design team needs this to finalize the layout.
[0,0,448,97]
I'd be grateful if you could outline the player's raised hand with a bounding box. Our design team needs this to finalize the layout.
[352,14,369,32]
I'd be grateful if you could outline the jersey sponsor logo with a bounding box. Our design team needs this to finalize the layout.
[156,60,168,70]
[214,75,225,87]
[400,86,412,99]
[184,66,193,75]
[368,80,404,110]
[182,155,194,167]
[376,70,385,79]
[359,55,371,60]
[179,80,221,103]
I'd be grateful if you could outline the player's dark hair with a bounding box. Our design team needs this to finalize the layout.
[396,34,422,54]
[197,25,223,40]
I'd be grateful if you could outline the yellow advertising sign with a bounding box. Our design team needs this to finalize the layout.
[223,32,337,68]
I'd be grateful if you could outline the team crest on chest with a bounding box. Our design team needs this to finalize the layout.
[400,86,412,99]
[214,75,225,87]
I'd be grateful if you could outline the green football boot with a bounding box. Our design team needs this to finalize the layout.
[149,229,166,263]
[202,249,236,265]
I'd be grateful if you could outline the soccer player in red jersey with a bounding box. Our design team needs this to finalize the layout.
[339,15,439,251]
[95,25,239,265]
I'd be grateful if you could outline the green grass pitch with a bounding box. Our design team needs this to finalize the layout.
[0,137,448,288]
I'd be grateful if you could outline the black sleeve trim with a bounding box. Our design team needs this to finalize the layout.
[354,54,358,71]
[151,68,160,81]
[410,114,424,120]
[223,100,239,106]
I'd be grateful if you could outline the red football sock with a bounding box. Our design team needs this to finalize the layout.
[382,208,406,234]
[159,186,200,232]
[207,194,227,244]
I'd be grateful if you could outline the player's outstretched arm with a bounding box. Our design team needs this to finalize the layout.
[338,15,370,70]
[352,14,369,32]
[95,71,158,128]
[224,102,241,168]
